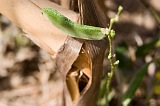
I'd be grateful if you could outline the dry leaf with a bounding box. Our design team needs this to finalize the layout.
[0,0,79,55]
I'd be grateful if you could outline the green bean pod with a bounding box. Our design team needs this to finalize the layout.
[42,8,106,40]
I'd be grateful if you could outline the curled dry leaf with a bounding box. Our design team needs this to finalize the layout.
[66,45,92,104]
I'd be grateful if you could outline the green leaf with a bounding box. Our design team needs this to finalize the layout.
[121,62,151,106]
[42,8,106,40]
[136,38,159,57]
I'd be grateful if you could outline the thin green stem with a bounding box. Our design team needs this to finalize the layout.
[105,6,123,106]
[97,6,122,106]
[106,27,115,99]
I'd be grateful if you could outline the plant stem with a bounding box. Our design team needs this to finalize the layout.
[97,6,123,106]
[106,23,115,105]
[105,6,123,105]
